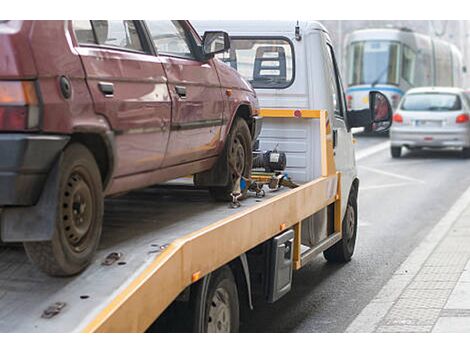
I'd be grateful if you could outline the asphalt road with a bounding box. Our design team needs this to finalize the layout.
[241,132,470,332]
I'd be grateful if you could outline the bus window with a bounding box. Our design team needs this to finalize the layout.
[402,45,416,85]
[414,39,433,86]
[434,41,453,86]
[347,41,400,86]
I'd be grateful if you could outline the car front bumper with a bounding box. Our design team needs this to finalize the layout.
[0,134,69,206]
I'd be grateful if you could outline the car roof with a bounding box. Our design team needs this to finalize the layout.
[405,87,466,95]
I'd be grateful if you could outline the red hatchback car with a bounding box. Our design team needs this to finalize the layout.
[0,20,261,276]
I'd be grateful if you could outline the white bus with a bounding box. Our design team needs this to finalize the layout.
[344,28,464,116]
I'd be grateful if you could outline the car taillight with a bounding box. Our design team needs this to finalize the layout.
[393,113,403,123]
[347,95,353,110]
[0,81,39,131]
[456,114,470,124]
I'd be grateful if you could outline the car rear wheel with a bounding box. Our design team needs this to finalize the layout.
[23,143,103,276]
[391,146,402,158]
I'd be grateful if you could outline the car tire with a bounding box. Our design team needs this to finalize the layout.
[207,118,253,201]
[323,184,358,263]
[391,146,402,158]
[462,147,470,158]
[23,143,104,276]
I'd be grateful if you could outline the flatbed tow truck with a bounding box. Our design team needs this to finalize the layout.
[0,110,341,333]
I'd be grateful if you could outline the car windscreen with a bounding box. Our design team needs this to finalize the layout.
[216,37,294,89]
[401,93,462,111]
[347,40,400,86]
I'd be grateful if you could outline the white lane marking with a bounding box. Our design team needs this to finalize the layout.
[356,141,390,161]
[360,182,412,191]
[346,181,470,332]
[359,165,425,184]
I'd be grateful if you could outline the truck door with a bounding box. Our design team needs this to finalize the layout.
[324,42,356,211]
[72,20,171,177]
[144,20,225,167]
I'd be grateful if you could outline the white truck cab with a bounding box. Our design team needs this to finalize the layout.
[194,20,392,250]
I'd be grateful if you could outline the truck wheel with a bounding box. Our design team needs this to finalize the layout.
[323,184,358,263]
[209,118,252,201]
[23,143,103,276]
[391,146,402,158]
[195,267,240,333]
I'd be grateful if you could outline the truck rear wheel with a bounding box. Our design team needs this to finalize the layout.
[194,266,240,333]
[323,184,358,263]
[207,118,252,201]
[23,143,103,276]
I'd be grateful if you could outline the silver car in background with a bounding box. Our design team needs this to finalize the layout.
[390,87,470,158]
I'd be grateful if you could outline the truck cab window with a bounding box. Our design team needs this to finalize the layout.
[326,44,345,117]
[216,37,294,89]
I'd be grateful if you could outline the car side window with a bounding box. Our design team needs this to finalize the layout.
[72,20,144,52]
[325,44,345,118]
[145,20,195,59]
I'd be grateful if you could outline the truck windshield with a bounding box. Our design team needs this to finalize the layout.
[216,37,294,89]
[347,40,400,86]
[401,93,462,111]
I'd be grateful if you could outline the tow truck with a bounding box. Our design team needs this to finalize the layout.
[0,20,392,332]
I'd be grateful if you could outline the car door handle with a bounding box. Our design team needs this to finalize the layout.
[98,82,114,97]
[175,85,187,99]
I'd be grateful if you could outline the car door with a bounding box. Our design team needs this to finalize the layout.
[72,20,172,177]
[324,40,356,210]
[145,20,225,167]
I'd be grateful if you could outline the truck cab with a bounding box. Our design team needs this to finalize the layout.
[194,20,391,252]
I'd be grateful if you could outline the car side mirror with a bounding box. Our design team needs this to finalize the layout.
[202,31,230,58]
[347,91,393,132]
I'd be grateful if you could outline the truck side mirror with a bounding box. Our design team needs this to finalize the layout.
[370,91,393,132]
[347,91,392,132]
[202,31,230,58]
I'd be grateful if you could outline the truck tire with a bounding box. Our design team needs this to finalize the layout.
[323,184,358,263]
[23,143,104,276]
[208,118,253,201]
[195,266,240,333]
[391,146,402,158]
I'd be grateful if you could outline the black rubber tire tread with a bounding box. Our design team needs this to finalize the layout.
[202,266,240,333]
[462,147,470,158]
[391,146,402,158]
[209,118,253,202]
[323,183,358,263]
[23,143,103,277]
